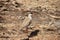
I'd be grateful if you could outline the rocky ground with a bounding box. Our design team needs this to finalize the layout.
[0,0,60,40]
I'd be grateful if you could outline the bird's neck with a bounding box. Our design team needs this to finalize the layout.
[28,15,32,19]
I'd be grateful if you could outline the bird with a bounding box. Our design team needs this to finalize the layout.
[20,14,32,32]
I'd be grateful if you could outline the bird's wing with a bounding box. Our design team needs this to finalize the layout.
[21,17,31,28]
